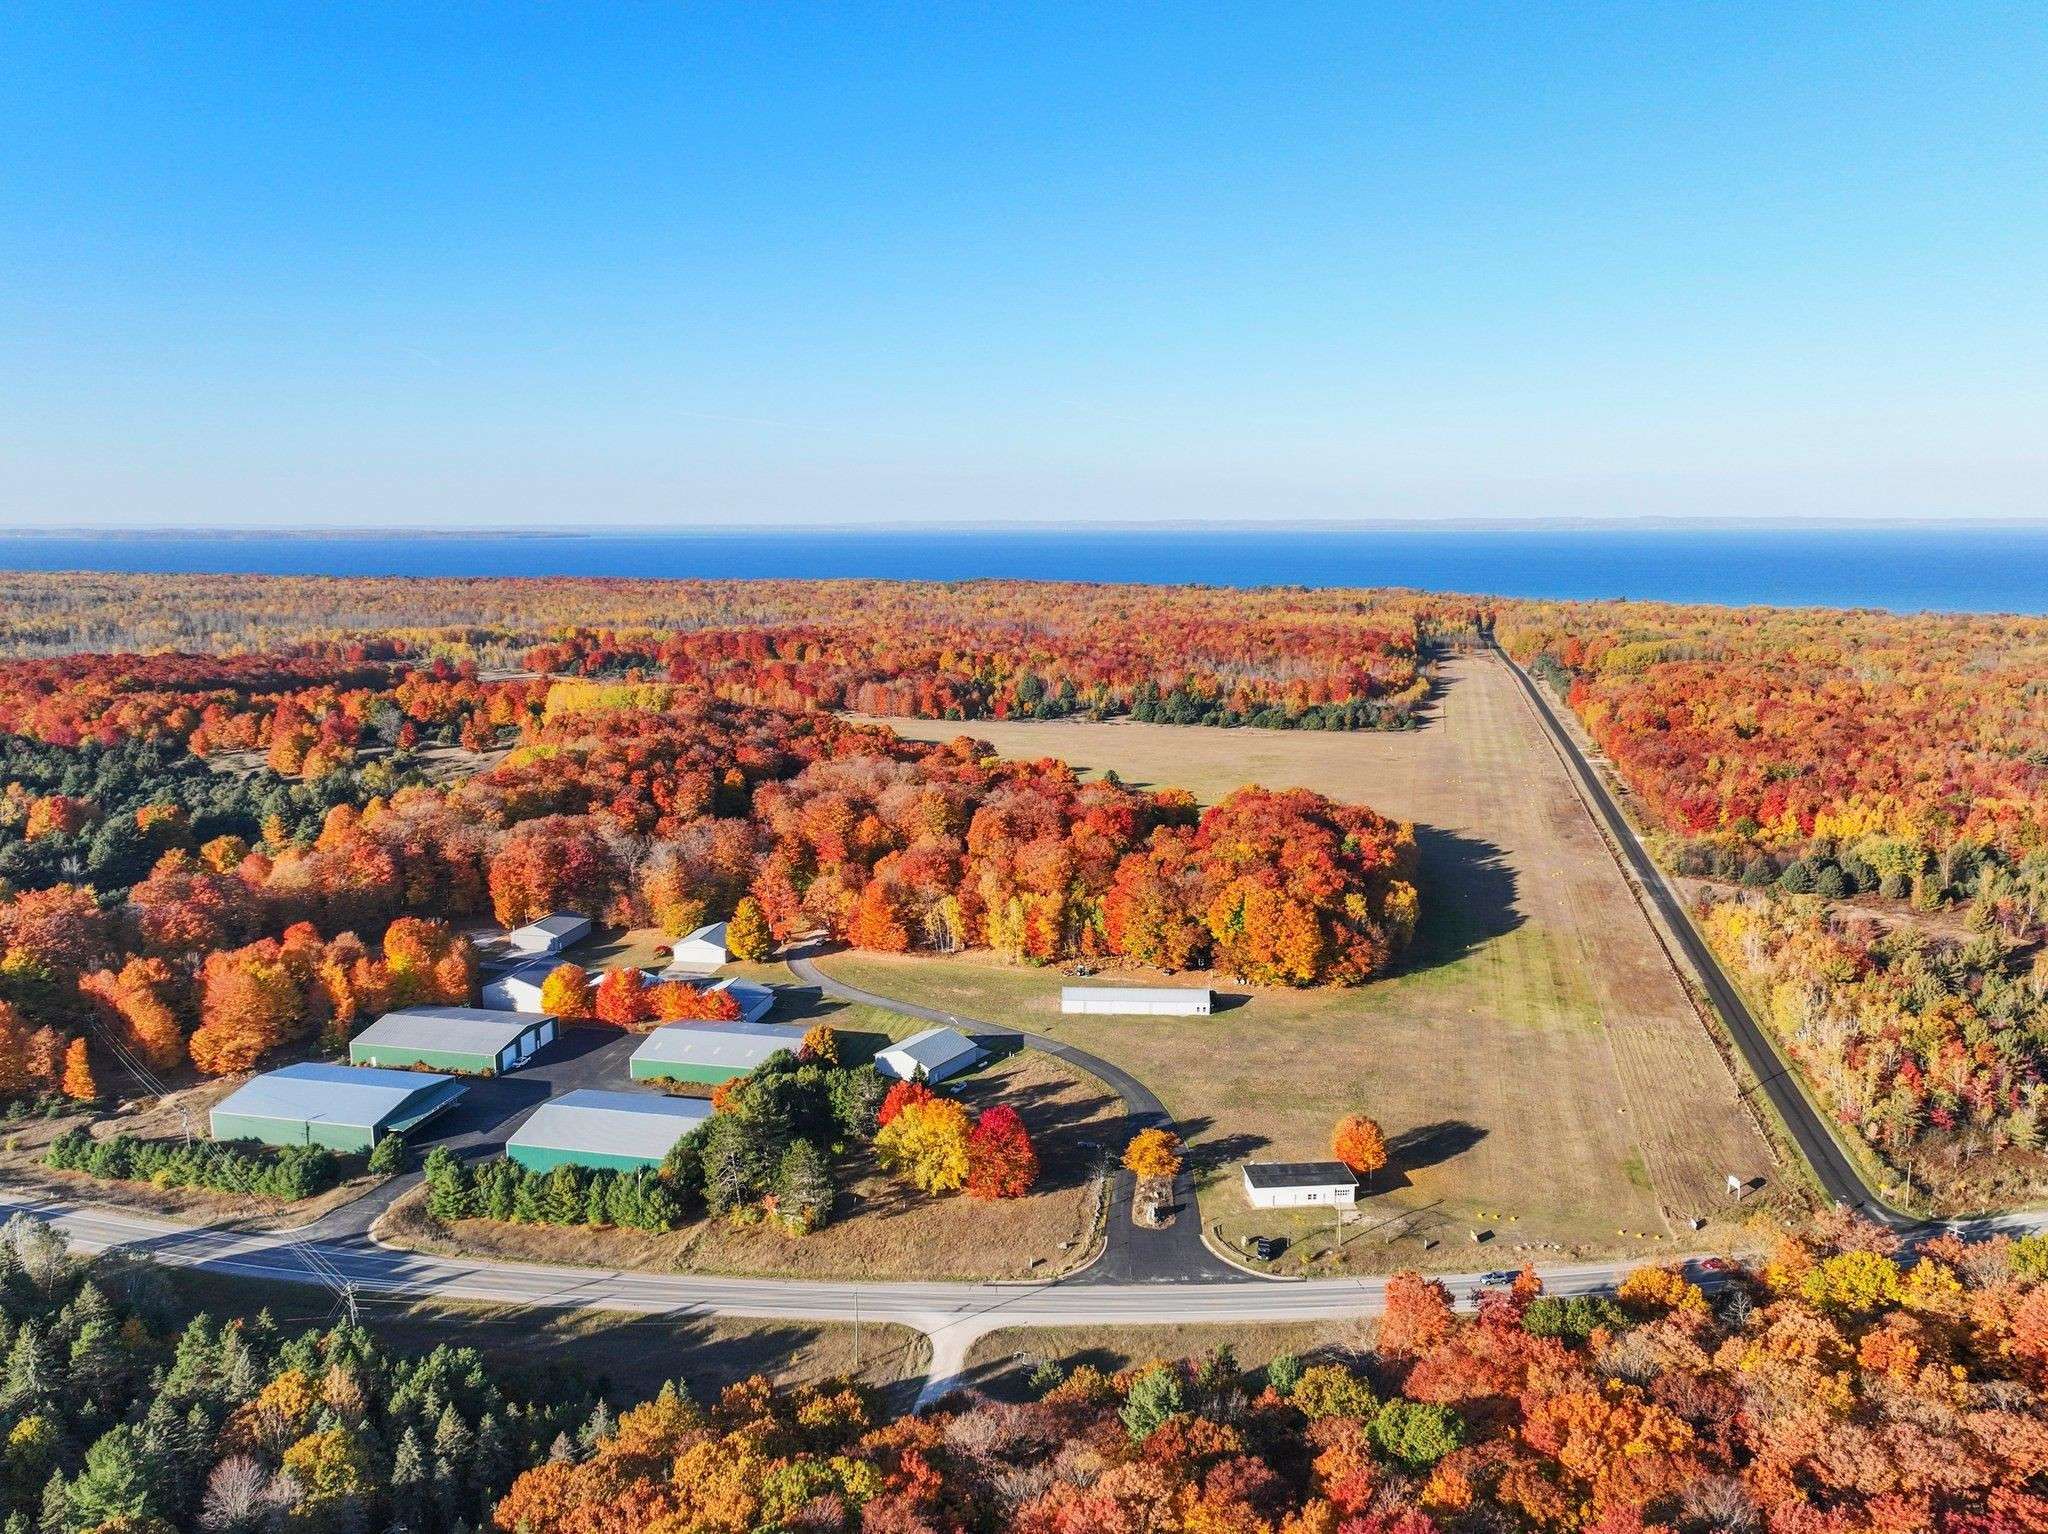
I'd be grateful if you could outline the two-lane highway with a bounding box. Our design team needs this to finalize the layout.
[1493,642,1916,1227]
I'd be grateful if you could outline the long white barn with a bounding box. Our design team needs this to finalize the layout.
[1060,985,1213,1017]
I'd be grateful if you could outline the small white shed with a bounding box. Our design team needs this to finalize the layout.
[874,1026,986,1084]
[1061,985,1213,1017]
[506,913,591,958]
[1241,1162,1358,1210]
[664,921,730,976]
[480,960,558,1013]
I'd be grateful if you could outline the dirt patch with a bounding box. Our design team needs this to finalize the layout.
[849,651,1782,1268]
[380,1048,1115,1281]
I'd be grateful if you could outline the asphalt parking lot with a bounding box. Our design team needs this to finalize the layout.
[412,1024,681,1162]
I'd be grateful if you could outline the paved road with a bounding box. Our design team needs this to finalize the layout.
[0,1190,1715,1403]
[1492,643,1918,1227]
[788,946,1241,1283]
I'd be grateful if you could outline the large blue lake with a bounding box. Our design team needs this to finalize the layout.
[1,527,2043,614]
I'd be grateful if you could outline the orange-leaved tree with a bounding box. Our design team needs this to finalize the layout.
[537,963,592,1021]
[593,967,654,1028]
[1331,1113,1388,1191]
[60,1038,97,1101]
[1123,1127,1183,1181]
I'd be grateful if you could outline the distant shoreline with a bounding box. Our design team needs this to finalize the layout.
[3,526,2043,615]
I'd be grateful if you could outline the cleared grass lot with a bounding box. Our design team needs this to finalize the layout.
[846,651,1780,1271]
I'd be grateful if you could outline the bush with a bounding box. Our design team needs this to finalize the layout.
[1777,860,1816,894]
[367,1131,406,1176]
[1813,863,1849,900]
[46,1129,343,1201]
[1369,1399,1465,1469]
[1290,1364,1377,1422]
[1265,1353,1303,1397]
[1523,1293,1627,1342]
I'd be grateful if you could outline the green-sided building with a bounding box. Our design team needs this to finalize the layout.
[348,1006,557,1075]
[209,1062,466,1152]
[505,1089,712,1173]
[627,1021,808,1086]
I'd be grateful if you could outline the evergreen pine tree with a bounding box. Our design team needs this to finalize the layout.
[391,1426,427,1492]
[576,1399,615,1452]
[67,1426,152,1529]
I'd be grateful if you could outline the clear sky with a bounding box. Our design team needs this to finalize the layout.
[5,4,2045,529]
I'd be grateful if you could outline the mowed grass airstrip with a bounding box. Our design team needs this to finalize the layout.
[836,650,1780,1272]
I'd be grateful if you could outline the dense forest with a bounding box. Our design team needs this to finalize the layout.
[11,1208,2043,1534]
[0,576,1447,730]
[1499,600,2048,1207]
[0,622,1418,1102]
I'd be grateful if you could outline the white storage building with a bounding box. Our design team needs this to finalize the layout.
[1061,985,1213,1017]
[1241,1161,1358,1210]
[663,921,730,976]
[506,913,591,958]
[480,959,559,1013]
[874,1026,986,1084]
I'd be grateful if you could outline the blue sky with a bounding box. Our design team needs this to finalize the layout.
[4,4,2045,529]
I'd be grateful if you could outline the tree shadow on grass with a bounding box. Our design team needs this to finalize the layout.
[1397,826,1522,975]
[1368,1119,1488,1195]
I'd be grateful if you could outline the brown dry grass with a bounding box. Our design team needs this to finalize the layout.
[381,1048,1115,1281]
[960,1322,1370,1401]
[0,1075,383,1228]
[848,649,1781,1271]
[159,1268,929,1405]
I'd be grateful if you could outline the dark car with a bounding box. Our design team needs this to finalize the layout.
[1248,1236,1286,1262]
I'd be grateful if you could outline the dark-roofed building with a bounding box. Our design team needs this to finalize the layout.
[1241,1161,1358,1210]
[209,1062,466,1152]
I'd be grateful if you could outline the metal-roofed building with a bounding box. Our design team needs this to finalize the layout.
[874,1025,986,1084]
[209,1062,466,1152]
[703,977,776,1025]
[506,1090,712,1174]
[506,913,592,958]
[348,1007,557,1075]
[1241,1161,1358,1210]
[628,1022,808,1086]
[480,960,560,1013]
[1061,985,1213,1017]
[663,921,730,976]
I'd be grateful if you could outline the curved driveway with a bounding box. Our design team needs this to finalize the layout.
[788,947,1239,1284]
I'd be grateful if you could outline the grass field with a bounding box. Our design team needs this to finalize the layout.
[381,1045,1115,1281]
[151,1268,929,1406]
[841,650,1782,1271]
